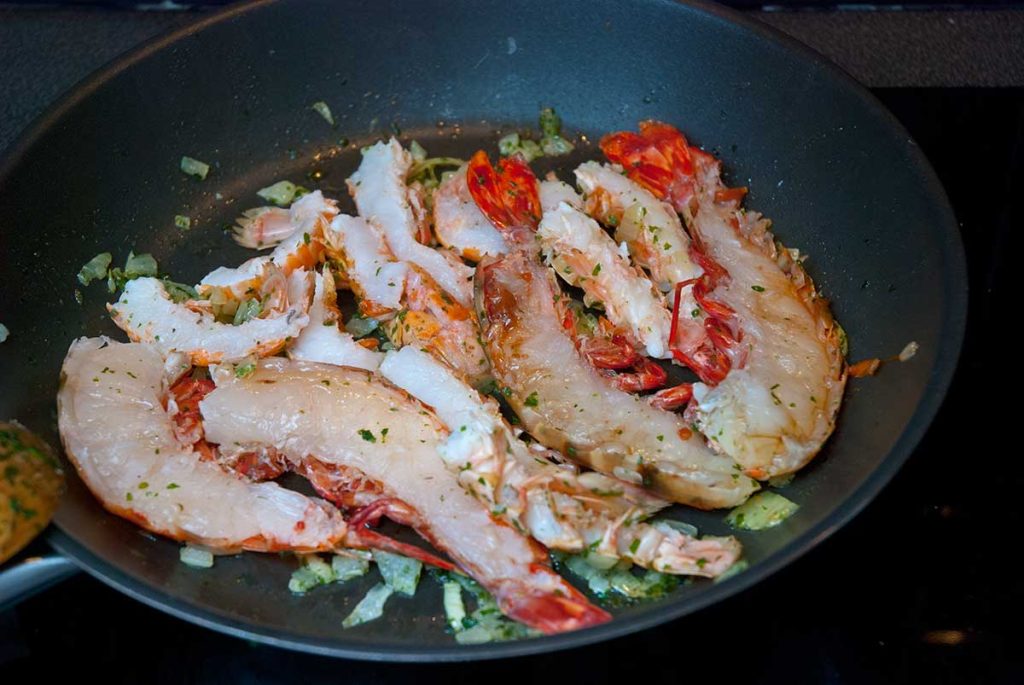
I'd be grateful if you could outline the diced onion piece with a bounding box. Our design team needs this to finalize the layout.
[713,559,750,584]
[179,545,214,568]
[124,252,158,279]
[557,552,679,599]
[344,314,379,338]
[373,550,422,596]
[342,582,394,628]
[442,581,467,631]
[311,101,335,126]
[180,156,210,180]
[77,252,113,286]
[257,180,299,207]
[725,492,799,531]
[288,554,336,593]
[409,140,427,162]
[541,135,574,156]
[175,215,191,230]
[331,553,370,582]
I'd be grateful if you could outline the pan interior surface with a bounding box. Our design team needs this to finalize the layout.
[0,0,965,661]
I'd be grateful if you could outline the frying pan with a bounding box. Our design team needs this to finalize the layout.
[0,0,966,662]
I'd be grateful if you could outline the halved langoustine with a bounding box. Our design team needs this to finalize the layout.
[601,121,846,478]
[380,347,741,576]
[464,151,676,394]
[108,269,313,365]
[477,250,758,510]
[198,358,611,634]
[286,269,383,371]
[57,337,349,551]
[348,139,474,307]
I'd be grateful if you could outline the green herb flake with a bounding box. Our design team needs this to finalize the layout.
[235,362,256,379]
[523,391,539,408]
[592,263,602,277]
[232,299,262,326]
[751,285,766,292]
[539,107,562,138]
[358,429,377,443]
[174,215,192,230]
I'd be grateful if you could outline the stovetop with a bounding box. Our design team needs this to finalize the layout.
[1,6,1020,683]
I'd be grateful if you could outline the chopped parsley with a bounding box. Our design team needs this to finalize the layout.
[358,429,377,443]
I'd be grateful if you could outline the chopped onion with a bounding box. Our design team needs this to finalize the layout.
[442,581,467,631]
[311,101,335,126]
[124,252,158,280]
[174,215,191,230]
[713,559,749,584]
[342,582,394,628]
[257,180,299,207]
[77,252,112,286]
[540,134,574,156]
[179,544,214,568]
[180,156,210,180]
[373,550,422,596]
[725,492,799,531]
[344,314,379,338]
[409,140,427,162]
[331,553,370,582]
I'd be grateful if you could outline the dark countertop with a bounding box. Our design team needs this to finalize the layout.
[1,6,1020,683]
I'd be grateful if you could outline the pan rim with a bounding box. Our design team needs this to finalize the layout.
[8,0,967,662]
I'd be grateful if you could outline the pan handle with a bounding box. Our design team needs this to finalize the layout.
[0,553,80,613]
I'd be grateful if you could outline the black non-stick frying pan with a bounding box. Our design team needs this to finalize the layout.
[0,0,966,662]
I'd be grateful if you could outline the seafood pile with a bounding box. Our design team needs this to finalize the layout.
[58,118,847,639]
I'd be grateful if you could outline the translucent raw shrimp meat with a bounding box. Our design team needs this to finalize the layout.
[108,270,313,365]
[348,139,474,306]
[57,337,348,551]
[287,269,383,371]
[477,250,757,509]
[198,358,610,634]
[380,347,741,576]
